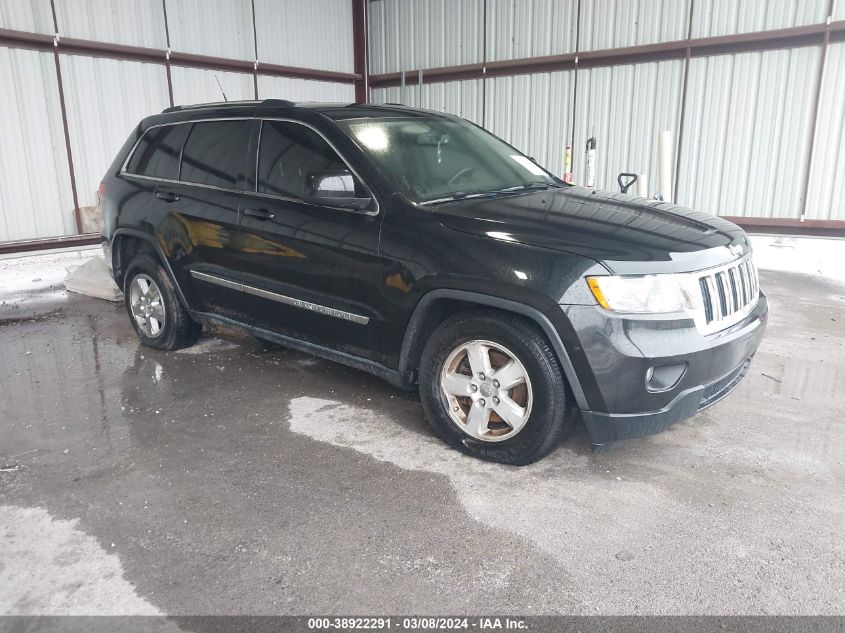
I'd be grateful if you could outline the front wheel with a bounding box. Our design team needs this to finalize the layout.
[418,311,575,465]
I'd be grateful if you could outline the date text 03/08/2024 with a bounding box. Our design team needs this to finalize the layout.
[307,617,528,630]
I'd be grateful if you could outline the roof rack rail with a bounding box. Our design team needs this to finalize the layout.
[162,98,296,114]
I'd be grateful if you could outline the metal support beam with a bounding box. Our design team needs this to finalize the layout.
[160,0,174,107]
[352,0,369,102]
[47,0,81,235]
[724,217,845,238]
[0,234,101,255]
[673,0,695,204]
[369,21,845,89]
[0,27,361,85]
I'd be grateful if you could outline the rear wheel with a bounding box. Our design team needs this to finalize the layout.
[124,254,201,350]
[419,311,575,465]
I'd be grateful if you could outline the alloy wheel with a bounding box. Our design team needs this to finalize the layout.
[440,339,533,442]
[129,274,166,338]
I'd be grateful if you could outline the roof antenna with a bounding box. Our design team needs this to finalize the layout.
[214,74,228,102]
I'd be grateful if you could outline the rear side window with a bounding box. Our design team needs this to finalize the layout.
[125,124,189,179]
[180,120,252,189]
[257,120,365,199]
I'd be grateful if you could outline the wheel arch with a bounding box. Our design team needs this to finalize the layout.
[398,289,589,410]
[111,229,190,309]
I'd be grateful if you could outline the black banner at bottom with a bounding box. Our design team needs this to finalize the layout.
[1,616,844,633]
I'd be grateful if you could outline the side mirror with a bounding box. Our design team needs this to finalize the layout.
[304,170,372,211]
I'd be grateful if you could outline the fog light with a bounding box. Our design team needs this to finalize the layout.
[646,362,687,392]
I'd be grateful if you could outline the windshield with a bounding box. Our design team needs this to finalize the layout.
[336,116,562,203]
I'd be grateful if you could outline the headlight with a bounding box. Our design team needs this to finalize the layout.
[586,274,696,314]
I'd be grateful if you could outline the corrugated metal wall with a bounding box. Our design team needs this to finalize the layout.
[485,72,574,174]
[62,56,171,208]
[574,60,684,190]
[54,0,167,49]
[0,1,356,242]
[369,0,844,223]
[486,0,577,60]
[578,0,690,51]
[0,48,75,241]
[805,43,845,221]
[372,79,483,123]
[0,0,54,34]
[260,75,355,103]
[368,0,484,74]
[690,0,829,38]
[677,47,820,219]
[165,0,255,61]
[254,0,354,72]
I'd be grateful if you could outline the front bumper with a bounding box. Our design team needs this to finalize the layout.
[567,292,768,450]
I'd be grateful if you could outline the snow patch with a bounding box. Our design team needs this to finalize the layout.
[0,505,160,615]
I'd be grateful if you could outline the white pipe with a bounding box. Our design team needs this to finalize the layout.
[658,130,673,203]
[636,173,648,198]
[585,138,596,189]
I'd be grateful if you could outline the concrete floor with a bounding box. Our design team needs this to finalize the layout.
[1,254,843,616]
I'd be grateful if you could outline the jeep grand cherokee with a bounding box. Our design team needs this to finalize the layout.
[100,99,768,464]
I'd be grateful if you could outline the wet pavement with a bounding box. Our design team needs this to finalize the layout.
[1,254,843,615]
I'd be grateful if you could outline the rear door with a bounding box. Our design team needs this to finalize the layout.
[232,118,385,362]
[153,118,256,318]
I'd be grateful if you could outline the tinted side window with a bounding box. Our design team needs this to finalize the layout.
[125,124,189,179]
[257,121,364,199]
[180,120,251,189]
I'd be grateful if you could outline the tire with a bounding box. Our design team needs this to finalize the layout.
[418,310,575,465]
[123,254,202,351]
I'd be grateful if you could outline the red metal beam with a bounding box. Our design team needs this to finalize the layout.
[0,234,101,255]
[0,27,359,85]
[352,0,369,102]
[724,217,845,238]
[370,21,845,88]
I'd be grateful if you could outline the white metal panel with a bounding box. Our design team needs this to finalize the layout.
[371,80,483,125]
[691,0,829,38]
[61,55,170,208]
[573,60,684,193]
[486,0,578,62]
[254,0,353,72]
[54,0,167,49]
[677,47,821,219]
[835,0,845,20]
[805,43,845,220]
[171,66,254,105]
[258,76,355,102]
[0,48,75,241]
[578,0,690,52]
[368,0,483,74]
[165,0,254,60]
[0,0,54,34]
[485,72,574,177]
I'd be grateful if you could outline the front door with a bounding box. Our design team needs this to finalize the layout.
[232,119,385,363]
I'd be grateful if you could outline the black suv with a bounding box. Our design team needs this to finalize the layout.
[100,99,768,464]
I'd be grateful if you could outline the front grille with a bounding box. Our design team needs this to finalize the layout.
[696,256,759,332]
[699,358,751,410]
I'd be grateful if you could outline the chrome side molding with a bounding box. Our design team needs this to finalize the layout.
[189,270,369,325]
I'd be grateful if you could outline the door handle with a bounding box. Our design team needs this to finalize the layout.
[156,191,180,203]
[243,207,275,220]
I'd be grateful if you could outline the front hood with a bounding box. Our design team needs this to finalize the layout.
[433,186,751,274]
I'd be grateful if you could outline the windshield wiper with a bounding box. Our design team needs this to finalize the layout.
[498,181,565,193]
[420,182,565,205]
